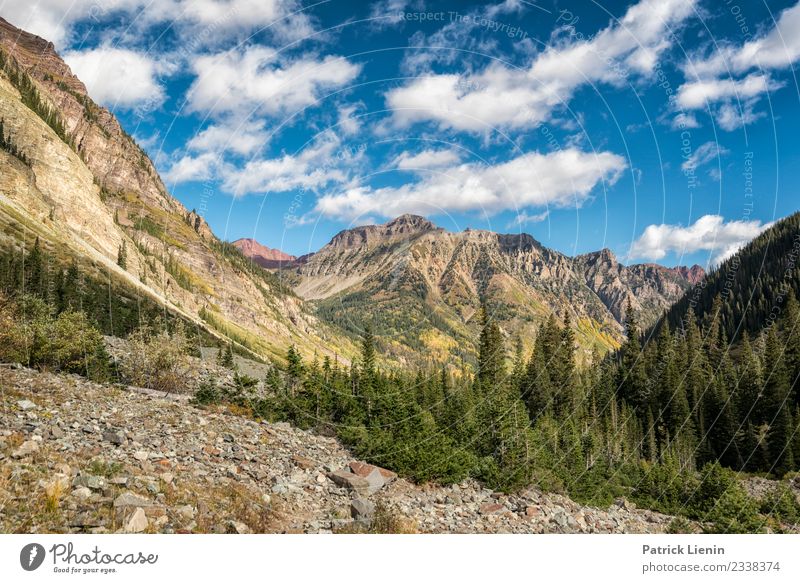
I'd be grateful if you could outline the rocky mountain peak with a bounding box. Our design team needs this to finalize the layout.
[383,214,437,235]
[233,238,296,269]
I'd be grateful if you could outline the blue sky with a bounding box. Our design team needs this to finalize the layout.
[4,0,800,267]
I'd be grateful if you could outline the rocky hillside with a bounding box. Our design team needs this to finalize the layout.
[289,215,702,363]
[233,238,296,269]
[0,17,355,363]
[0,365,681,534]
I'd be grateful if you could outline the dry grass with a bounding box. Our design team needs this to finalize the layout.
[334,503,418,534]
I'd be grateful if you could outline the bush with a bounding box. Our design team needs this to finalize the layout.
[0,293,110,381]
[192,378,221,406]
[118,324,190,393]
[760,483,800,527]
[703,485,762,533]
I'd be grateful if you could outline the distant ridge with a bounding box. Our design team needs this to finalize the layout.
[233,238,297,269]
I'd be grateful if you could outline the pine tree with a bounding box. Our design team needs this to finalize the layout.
[618,301,649,411]
[762,327,794,475]
[477,303,505,389]
[117,241,128,270]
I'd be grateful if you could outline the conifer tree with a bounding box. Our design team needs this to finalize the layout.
[477,303,505,388]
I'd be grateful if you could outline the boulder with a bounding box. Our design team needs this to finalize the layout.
[328,470,371,497]
[351,498,376,522]
[349,461,397,482]
[113,492,152,509]
[123,507,148,533]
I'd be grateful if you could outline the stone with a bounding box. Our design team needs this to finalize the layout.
[479,503,505,515]
[328,470,371,497]
[176,505,195,521]
[73,474,106,490]
[113,492,152,509]
[227,521,252,534]
[11,440,39,458]
[350,498,376,522]
[102,430,126,445]
[349,461,397,483]
[123,508,148,533]
[133,450,149,461]
[71,487,92,500]
[17,399,37,411]
[364,468,387,495]
[292,455,315,469]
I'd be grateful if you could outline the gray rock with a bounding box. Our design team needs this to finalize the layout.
[328,470,371,497]
[350,498,376,522]
[123,507,148,533]
[17,399,37,411]
[103,430,126,445]
[11,440,39,458]
[113,491,152,508]
[73,474,106,490]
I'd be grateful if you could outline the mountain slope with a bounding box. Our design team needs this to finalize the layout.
[289,215,700,364]
[233,238,296,269]
[656,210,800,340]
[0,17,355,363]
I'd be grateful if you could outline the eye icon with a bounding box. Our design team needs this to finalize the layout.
[20,543,46,571]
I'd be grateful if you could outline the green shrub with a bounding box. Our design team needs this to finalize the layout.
[118,324,190,393]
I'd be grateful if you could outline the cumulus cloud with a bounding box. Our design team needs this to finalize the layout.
[63,46,168,110]
[386,0,697,132]
[629,215,771,263]
[677,1,800,130]
[218,132,362,196]
[393,149,462,170]
[2,0,313,49]
[676,74,779,110]
[187,121,269,156]
[681,141,728,172]
[163,152,219,183]
[186,46,361,118]
[313,148,626,221]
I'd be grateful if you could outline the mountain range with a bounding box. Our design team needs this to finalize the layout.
[0,17,704,367]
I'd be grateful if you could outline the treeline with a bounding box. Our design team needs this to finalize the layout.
[0,238,167,336]
[206,299,800,532]
[616,295,800,477]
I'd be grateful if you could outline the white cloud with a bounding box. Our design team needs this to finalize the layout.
[186,46,361,118]
[337,104,362,136]
[676,2,800,130]
[163,152,219,183]
[686,2,800,77]
[394,149,462,170]
[386,0,697,132]
[218,132,360,196]
[63,46,167,110]
[629,215,770,263]
[1,0,313,49]
[681,141,727,172]
[507,210,549,228]
[676,73,777,110]
[0,0,145,48]
[187,121,269,156]
[314,148,626,221]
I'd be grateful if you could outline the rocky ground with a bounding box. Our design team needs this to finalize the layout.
[1,365,684,534]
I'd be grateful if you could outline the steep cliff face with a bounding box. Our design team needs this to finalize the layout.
[291,215,698,362]
[0,17,355,363]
